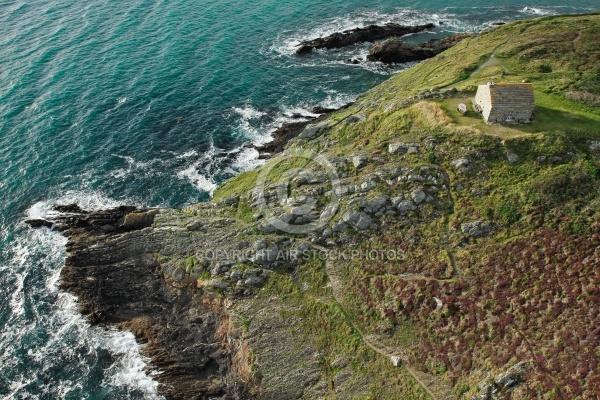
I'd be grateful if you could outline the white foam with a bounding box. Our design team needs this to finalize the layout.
[174,149,198,159]
[318,90,357,110]
[268,5,572,62]
[270,8,449,57]
[232,104,267,120]
[520,6,553,15]
[110,154,166,180]
[266,7,477,77]
[174,143,229,196]
[176,162,218,195]
[281,105,320,119]
[227,96,363,173]
[232,147,264,173]
[231,104,274,144]
[1,192,163,399]
[6,242,28,319]
[101,329,162,397]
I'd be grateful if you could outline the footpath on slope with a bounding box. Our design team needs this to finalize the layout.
[310,243,454,400]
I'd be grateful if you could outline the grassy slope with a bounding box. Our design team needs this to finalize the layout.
[208,13,600,399]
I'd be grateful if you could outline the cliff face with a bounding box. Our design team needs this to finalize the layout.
[38,206,254,399]
[30,13,600,400]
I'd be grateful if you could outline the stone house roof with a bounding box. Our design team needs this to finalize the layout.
[473,83,535,123]
[488,83,534,110]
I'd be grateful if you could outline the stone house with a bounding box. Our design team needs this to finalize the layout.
[473,83,534,123]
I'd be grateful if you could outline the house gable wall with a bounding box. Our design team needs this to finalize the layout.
[474,83,534,123]
[474,85,492,121]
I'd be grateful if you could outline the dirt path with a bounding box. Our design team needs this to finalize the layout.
[572,29,582,51]
[310,243,451,400]
[469,53,507,78]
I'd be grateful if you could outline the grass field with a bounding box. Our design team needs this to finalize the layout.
[439,91,600,140]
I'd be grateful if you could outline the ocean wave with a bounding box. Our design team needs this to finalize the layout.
[101,329,162,397]
[109,154,167,180]
[26,190,131,220]
[173,149,199,159]
[176,163,219,194]
[264,7,493,77]
[225,94,364,173]
[269,9,424,56]
[0,193,163,399]
[519,6,565,16]
[175,144,219,195]
[231,104,273,145]
[232,147,263,173]
[268,8,480,57]
[316,90,357,110]
[232,104,268,120]
[231,102,316,145]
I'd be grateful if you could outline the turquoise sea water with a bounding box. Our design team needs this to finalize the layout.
[0,1,597,398]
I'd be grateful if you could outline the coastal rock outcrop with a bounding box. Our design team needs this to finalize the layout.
[367,38,435,63]
[367,33,472,63]
[253,103,352,158]
[27,207,255,400]
[296,23,435,54]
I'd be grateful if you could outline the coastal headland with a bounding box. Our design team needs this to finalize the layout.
[28,13,600,400]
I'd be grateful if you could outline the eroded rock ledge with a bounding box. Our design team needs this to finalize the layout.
[367,33,473,63]
[296,23,435,54]
[27,206,255,400]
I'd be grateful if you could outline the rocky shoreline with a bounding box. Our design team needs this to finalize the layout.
[22,12,600,399]
[22,23,475,400]
[252,103,352,159]
[295,22,436,54]
[367,33,472,63]
[296,22,473,65]
[27,206,255,399]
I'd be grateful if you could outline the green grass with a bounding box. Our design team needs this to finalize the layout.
[213,168,260,202]
[196,13,600,399]
[359,12,600,114]
[251,257,433,399]
[438,91,600,140]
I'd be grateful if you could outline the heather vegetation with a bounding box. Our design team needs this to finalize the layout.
[200,13,600,399]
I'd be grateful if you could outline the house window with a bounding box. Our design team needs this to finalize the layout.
[505,112,514,122]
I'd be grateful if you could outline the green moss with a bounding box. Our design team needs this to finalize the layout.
[213,168,260,201]
[183,255,197,273]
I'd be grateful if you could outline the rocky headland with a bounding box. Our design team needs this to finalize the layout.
[27,13,600,400]
[367,33,473,63]
[295,22,435,54]
[295,22,472,66]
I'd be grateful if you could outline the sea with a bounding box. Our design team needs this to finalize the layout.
[0,0,597,398]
